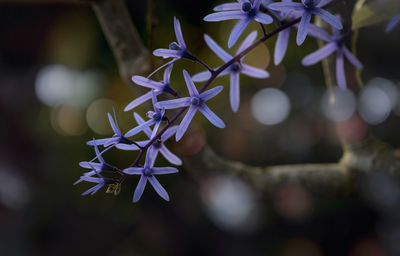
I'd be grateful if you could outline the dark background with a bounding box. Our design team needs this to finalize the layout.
[1,1,400,255]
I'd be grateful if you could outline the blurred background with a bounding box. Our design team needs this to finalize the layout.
[1,0,400,255]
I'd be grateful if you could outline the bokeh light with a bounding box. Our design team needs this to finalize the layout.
[86,98,116,135]
[35,64,106,108]
[358,81,392,125]
[0,166,29,211]
[201,176,260,233]
[321,86,356,122]
[251,88,291,125]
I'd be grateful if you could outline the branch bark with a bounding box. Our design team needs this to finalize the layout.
[183,136,400,194]
[91,0,151,84]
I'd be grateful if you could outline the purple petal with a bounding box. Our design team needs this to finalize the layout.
[183,70,199,97]
[228,18,252,48]
[200,85,224,101]
[116,143,142,151]
[146,147,157,167]
[254,12,273,24]
[174,17,186,49]
[161,126,178,142]
[230,72,240,112]
[253,0,262,9]
[131,76,164,89]
[336,50,346,90]
[301,42,337,66]
[297,11,312,45]
[124,91,153,112]
[204,11,246,22]
[274,28,291,65]
[386,14,400,33]
[204,34,232,62]
[241,64,270,78]
[82,183,104,196]
[176,106,197,141]
[156,97,191,109]
[306,23,333,42]
[199,104,226,128]
[316,0,331,7]
[153,48,182,58]
[150,120,162,139]
[79,161,102,170]
[163,63,173,84]
[133,112,152,138]
[268,2,304,12]
[123,167,144,175]
[125,119,155,137]
[192,70,212,82]
[343,47,363,69]
[148,176,170,201]
[133,175,147,202]
[311,8,343,30]
[87,138,113,146]
[159,145,182,165]
[237,31,258,54]
[152,166,179,175]
[151,90,158,111]
[107,113,119,135]
[213,2,242,11]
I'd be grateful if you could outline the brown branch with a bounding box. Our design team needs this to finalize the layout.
[183,136,400,194]
[91,0,151,84]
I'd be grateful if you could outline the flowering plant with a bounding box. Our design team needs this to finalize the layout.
[75,0,400,203]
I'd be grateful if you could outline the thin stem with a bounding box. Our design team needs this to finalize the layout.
[193,56,215,74]
[259,22,267,37]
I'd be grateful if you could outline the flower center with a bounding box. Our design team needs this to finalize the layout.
[242,2,252,12]
[169,42,182,51]
[302,0,314,8]
[231,62,241,72]
[190,97,201,106]
[143,168,152,177]
[153,139,162,149]
[147,111,162,122]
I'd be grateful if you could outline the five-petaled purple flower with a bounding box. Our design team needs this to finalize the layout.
[87,110,131,147]
[269,0,342,45]
[192,31,269,112]
[153,17,194,62]
[386,13,400,33]
[125,91,165,138]
[125,64,177,112]
[123,149,179,202]
[78,140,117,182]
[117,113,182,166]
[301,23,363,90]
[156,70,225,141]
[204,0,273,48]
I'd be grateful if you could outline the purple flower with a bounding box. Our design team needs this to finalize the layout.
[192,31,269,112]
[117,113,182,166]
[153,17,194,62]
[125,64,177,112]
[204,0,273,48]
[301,24,363,90]
[87,110,131,147]
[125,91,165,138]
[78,140,117,183]
[123,150,179,202]
[78,175,108,196]
[156,70,225,141]
[386,13,400,33]
[269,0,342,45]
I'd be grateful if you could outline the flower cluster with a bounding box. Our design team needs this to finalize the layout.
[77,0,374,203]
